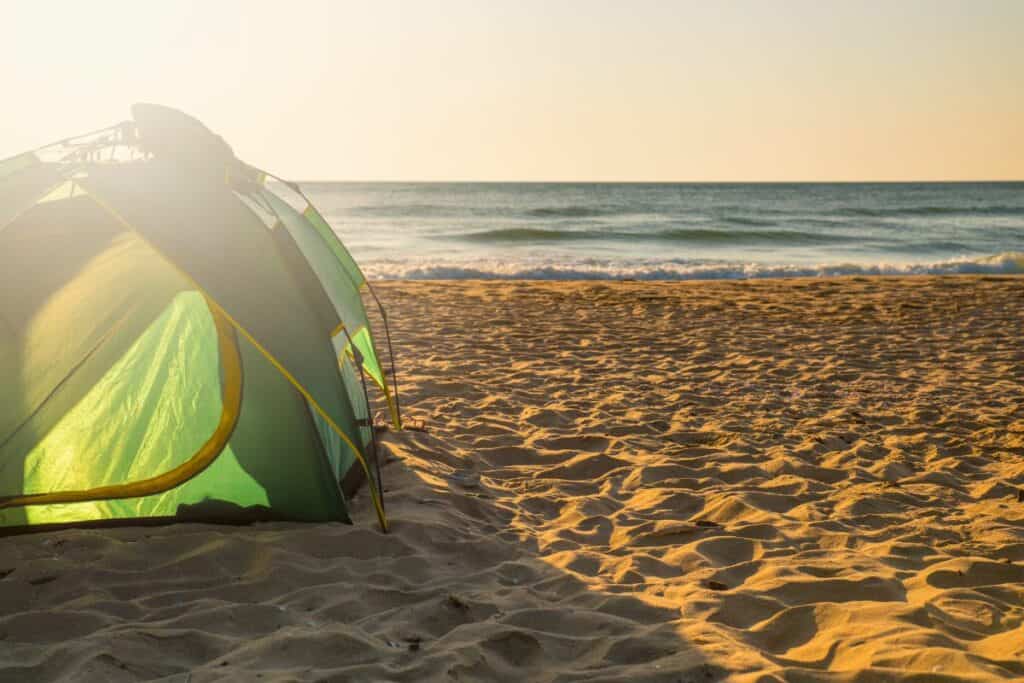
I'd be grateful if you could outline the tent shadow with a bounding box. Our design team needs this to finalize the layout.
[335,428,723,682]
[0,434,723,682]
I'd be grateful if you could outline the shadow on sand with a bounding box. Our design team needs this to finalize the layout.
[0,434,718,682]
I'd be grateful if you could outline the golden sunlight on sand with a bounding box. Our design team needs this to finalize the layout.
[3,276,1022,681]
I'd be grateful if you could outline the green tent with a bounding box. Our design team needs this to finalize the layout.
[0,104,399,533]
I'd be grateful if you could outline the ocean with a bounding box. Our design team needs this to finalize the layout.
[301,182,1024,280]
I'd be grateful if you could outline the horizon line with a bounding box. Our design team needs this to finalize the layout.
[294,178,1024,185]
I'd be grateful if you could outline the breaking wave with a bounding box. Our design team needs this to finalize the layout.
[364,252,1024,281]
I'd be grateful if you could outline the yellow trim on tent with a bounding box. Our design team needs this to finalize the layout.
[334,323,401,430]
[0,297,243,509]
[0,177,73,234]
[372,368,402,430]
[349,357,401,430]
[82,189,389,532]
[275,181,398,428]
[339,323,366,345]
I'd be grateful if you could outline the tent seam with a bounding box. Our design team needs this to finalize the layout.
[0,177,75,235]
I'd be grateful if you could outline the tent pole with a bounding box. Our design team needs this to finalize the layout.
[342,329,386,526]
[264,169,403,428]
[364,281,402,427]
[21,122,129,164]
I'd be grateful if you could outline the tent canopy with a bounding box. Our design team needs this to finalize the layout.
[0,104,399,532]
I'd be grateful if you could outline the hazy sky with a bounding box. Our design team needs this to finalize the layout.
[3,0,1022,181]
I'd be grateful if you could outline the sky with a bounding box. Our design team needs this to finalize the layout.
[2,0,1022,181]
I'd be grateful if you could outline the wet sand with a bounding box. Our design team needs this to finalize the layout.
[3,276,1023,681]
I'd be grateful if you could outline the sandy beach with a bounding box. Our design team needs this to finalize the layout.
[2,275,1023,682]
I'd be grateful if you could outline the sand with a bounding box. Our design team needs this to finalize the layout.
[2,275,1023,682]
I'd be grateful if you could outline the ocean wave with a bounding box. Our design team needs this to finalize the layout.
[333,201,1024,222]
[453,226,855,245]
[838,205,1024,218]
[364,252,1024,281]
[525,206,618,218]
[342,203,628,220]
[721,216,778,227]
[345,203,458,217]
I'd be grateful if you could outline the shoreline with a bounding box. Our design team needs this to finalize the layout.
[358,255,1024,282]
[367,272,1024,283]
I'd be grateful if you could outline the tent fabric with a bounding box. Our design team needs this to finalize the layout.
[257,182,400,427]
[0,156,65,232]
[0,104,395,532]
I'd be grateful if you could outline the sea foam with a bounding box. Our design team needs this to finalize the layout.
[363,252,1024,281]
